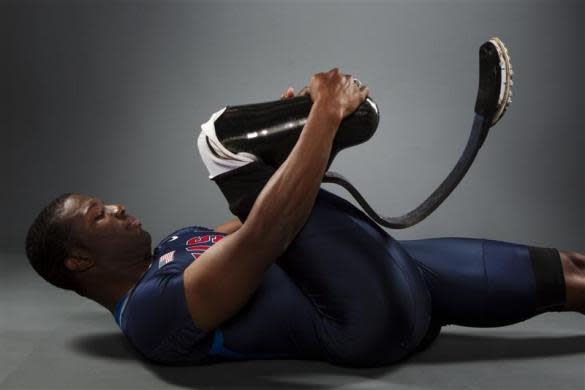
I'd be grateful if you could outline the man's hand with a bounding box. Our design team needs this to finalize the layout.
[183,68,368,333]
[280,68,369,120]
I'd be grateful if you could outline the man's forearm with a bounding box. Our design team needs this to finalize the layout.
[182,103,340,331]
[241,101,342,256]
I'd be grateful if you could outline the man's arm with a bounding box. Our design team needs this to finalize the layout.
[213,219,242,235]
[184,69,368,331]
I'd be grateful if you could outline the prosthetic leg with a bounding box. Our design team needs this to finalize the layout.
[199,37,513,229]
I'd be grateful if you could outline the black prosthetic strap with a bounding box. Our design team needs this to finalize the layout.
[212,161,276,222]
[527,246,566,312]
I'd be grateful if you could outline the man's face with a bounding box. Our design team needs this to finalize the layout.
[59,194,152,268]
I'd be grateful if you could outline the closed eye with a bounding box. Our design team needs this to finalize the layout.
[95,210,105,221]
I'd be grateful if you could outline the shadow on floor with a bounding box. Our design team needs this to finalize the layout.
[68,332,136,360]
[69,331,585,389]
[68,332,382,389]
[411,333,585,364]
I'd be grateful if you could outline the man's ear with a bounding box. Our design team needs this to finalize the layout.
[64,248,94,272]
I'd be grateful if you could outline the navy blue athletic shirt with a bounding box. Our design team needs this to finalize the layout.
[112,225,226,363]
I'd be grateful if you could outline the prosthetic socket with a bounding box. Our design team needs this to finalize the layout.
[208,95,380,171]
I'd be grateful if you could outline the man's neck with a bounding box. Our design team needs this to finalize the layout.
[81,256,154,315]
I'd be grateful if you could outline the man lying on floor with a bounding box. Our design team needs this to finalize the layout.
[25,67,585,368]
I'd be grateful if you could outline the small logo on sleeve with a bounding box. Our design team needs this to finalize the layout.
[158,250,176,268]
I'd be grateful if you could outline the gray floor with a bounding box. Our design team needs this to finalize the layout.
[2,250,584,390]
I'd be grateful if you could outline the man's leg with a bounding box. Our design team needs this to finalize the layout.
[197,119,276,222]
[196,118,583,363]
[197,128,434,367]
[557,251,585,314]
[398,237,583,329]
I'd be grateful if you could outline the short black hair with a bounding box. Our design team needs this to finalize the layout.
[25,193,79,291]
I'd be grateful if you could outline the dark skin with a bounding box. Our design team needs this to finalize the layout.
[58,85,585,318]
[59,194,153,314]
[59,193,244,314]
[57,87,303,314]
[59,191,585,317]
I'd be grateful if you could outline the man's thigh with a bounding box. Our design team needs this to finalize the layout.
[217,264,324,361]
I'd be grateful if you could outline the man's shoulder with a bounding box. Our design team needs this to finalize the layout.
[154,227,227,270]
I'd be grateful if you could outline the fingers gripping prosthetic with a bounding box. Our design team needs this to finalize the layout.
[199,37,513,228]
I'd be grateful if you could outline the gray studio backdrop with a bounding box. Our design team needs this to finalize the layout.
[2,0,584,261]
